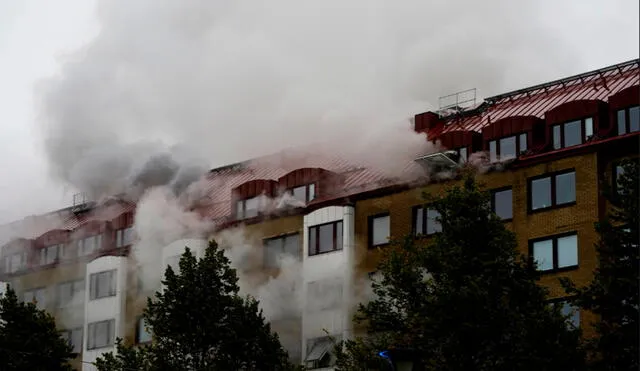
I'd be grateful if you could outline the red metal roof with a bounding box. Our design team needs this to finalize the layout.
[429,59,639,137]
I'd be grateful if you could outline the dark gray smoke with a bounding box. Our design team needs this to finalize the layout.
[37,0,603,198]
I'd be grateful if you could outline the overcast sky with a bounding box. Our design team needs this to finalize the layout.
[0,0,637,225]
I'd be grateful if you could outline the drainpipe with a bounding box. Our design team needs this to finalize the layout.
[342,205,356,343]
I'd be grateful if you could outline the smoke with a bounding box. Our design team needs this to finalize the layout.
[36,0,581,198]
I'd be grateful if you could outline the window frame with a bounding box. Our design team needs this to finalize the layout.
[61,327,83,354]
[488,132,528,162]
[547,296,581,328]
[412,205,442,236]
[528,232,579,274]
[77,234,103,257]
[289,183,317,203]
[527,169,577,213]
[490,186,513,221]
[23,287,47,309]
[115,226,135,248]
[87,319,115,350]
[551,117,594,149]
[236,196,261,219]
[612,162,626,196]
[368,212,391,248]
[263,232,301,267]
[57,279,85,308]
[455,146,469,163]
[135,316,152,344]
[616,105,640,135]
[40,244,62,266]
[89,269,117,300]
[308,220,343,256]
[3,252,27,273]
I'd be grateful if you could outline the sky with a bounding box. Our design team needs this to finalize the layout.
[0,0,638,225]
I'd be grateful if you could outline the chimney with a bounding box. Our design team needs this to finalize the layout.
[413,111,441,132]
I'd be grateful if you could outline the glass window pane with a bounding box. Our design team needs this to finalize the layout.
[531,177,552,210]
[284,234,300,258]
[236,200,244,218]
[489,141,497,162]
[533,239,554,271]
[493,189,513,220]
[71,328,82,353]
[563,120,582,147]
[555,172,576,205]
[557,234,578,268]
[426,209,442,234]
[499,136,516,160]
[371,215,390,246]
[318,223,334,253]
[519,133,527,153]
[414,207,424,235]
[308,227,316,255]
[459,147,468,163]
[244,197,259,218]
[138,319,152,343]
[584,117,593,138]
[336,221,343,250]
[629,106,639,133]
[293,186,307,203]
[553,125,562,149]
[264,238,282,268]
[308,183,316,201]
[617,109,627,135]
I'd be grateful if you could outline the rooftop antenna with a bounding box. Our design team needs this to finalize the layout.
[438,88,477,116]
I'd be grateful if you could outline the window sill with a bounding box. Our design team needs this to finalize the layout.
[538,265,579,275]
[308,248,343,257]
[90,294,117,301]
[528,201,576,214]
[87,344,114,351]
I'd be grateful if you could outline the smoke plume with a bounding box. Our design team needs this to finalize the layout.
[36,0,581,198]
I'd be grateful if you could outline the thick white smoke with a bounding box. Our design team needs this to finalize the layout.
[36,0,582,198]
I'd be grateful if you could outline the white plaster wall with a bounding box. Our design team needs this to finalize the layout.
[82,256,128,370]
[301,205,355,364]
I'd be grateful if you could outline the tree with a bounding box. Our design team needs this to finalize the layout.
[0,287,75,371]
[561,159,639,371]
[336,176,585,371]
[94,240,296,371]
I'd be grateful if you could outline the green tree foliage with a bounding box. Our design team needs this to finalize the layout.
[336,176,585,371]
[561,159,639,371]
[0,287,75,371]
[94,240,296,371]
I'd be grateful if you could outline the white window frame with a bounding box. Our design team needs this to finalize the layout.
[87,319,115,350]
[89,270,117,300]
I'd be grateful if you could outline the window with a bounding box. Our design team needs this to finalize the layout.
[87,319,115,350]
[552,117,594,149]
[613,164,626,194]
[530,233,578,273]
[23,287,47,309]
[308,221,343,256]
[116,227,135,247]
[616,106,640,135]
[40,244,62,265]
[136,318,152,343]
[58,279,85,307]
[236,196,260,219]
[264,233,300,268]
[413,206,441,236]
[77,234,103,256]
[89,270,117,300]
[61,328,83,353]
[305,336,340,369]
[489,133,527,162]
[456,147,468,163]
[369,214,390,247]
[3,252,26,273]
[559,301,580,328]
[291,183,316,203]
[491,188,513,220]
[528,170,576,211]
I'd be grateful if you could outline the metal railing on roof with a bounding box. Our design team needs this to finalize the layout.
[485,58,639,104]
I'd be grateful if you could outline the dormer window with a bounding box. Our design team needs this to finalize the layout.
[552,117,594,149]
[489,133,527,162]
[40,244,62,265]
[291,183,316,203]
[236,196,260,219]
[78,235,102,257]
[616,105,639,135]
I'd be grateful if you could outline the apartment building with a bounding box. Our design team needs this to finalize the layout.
[0,59,638,370]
